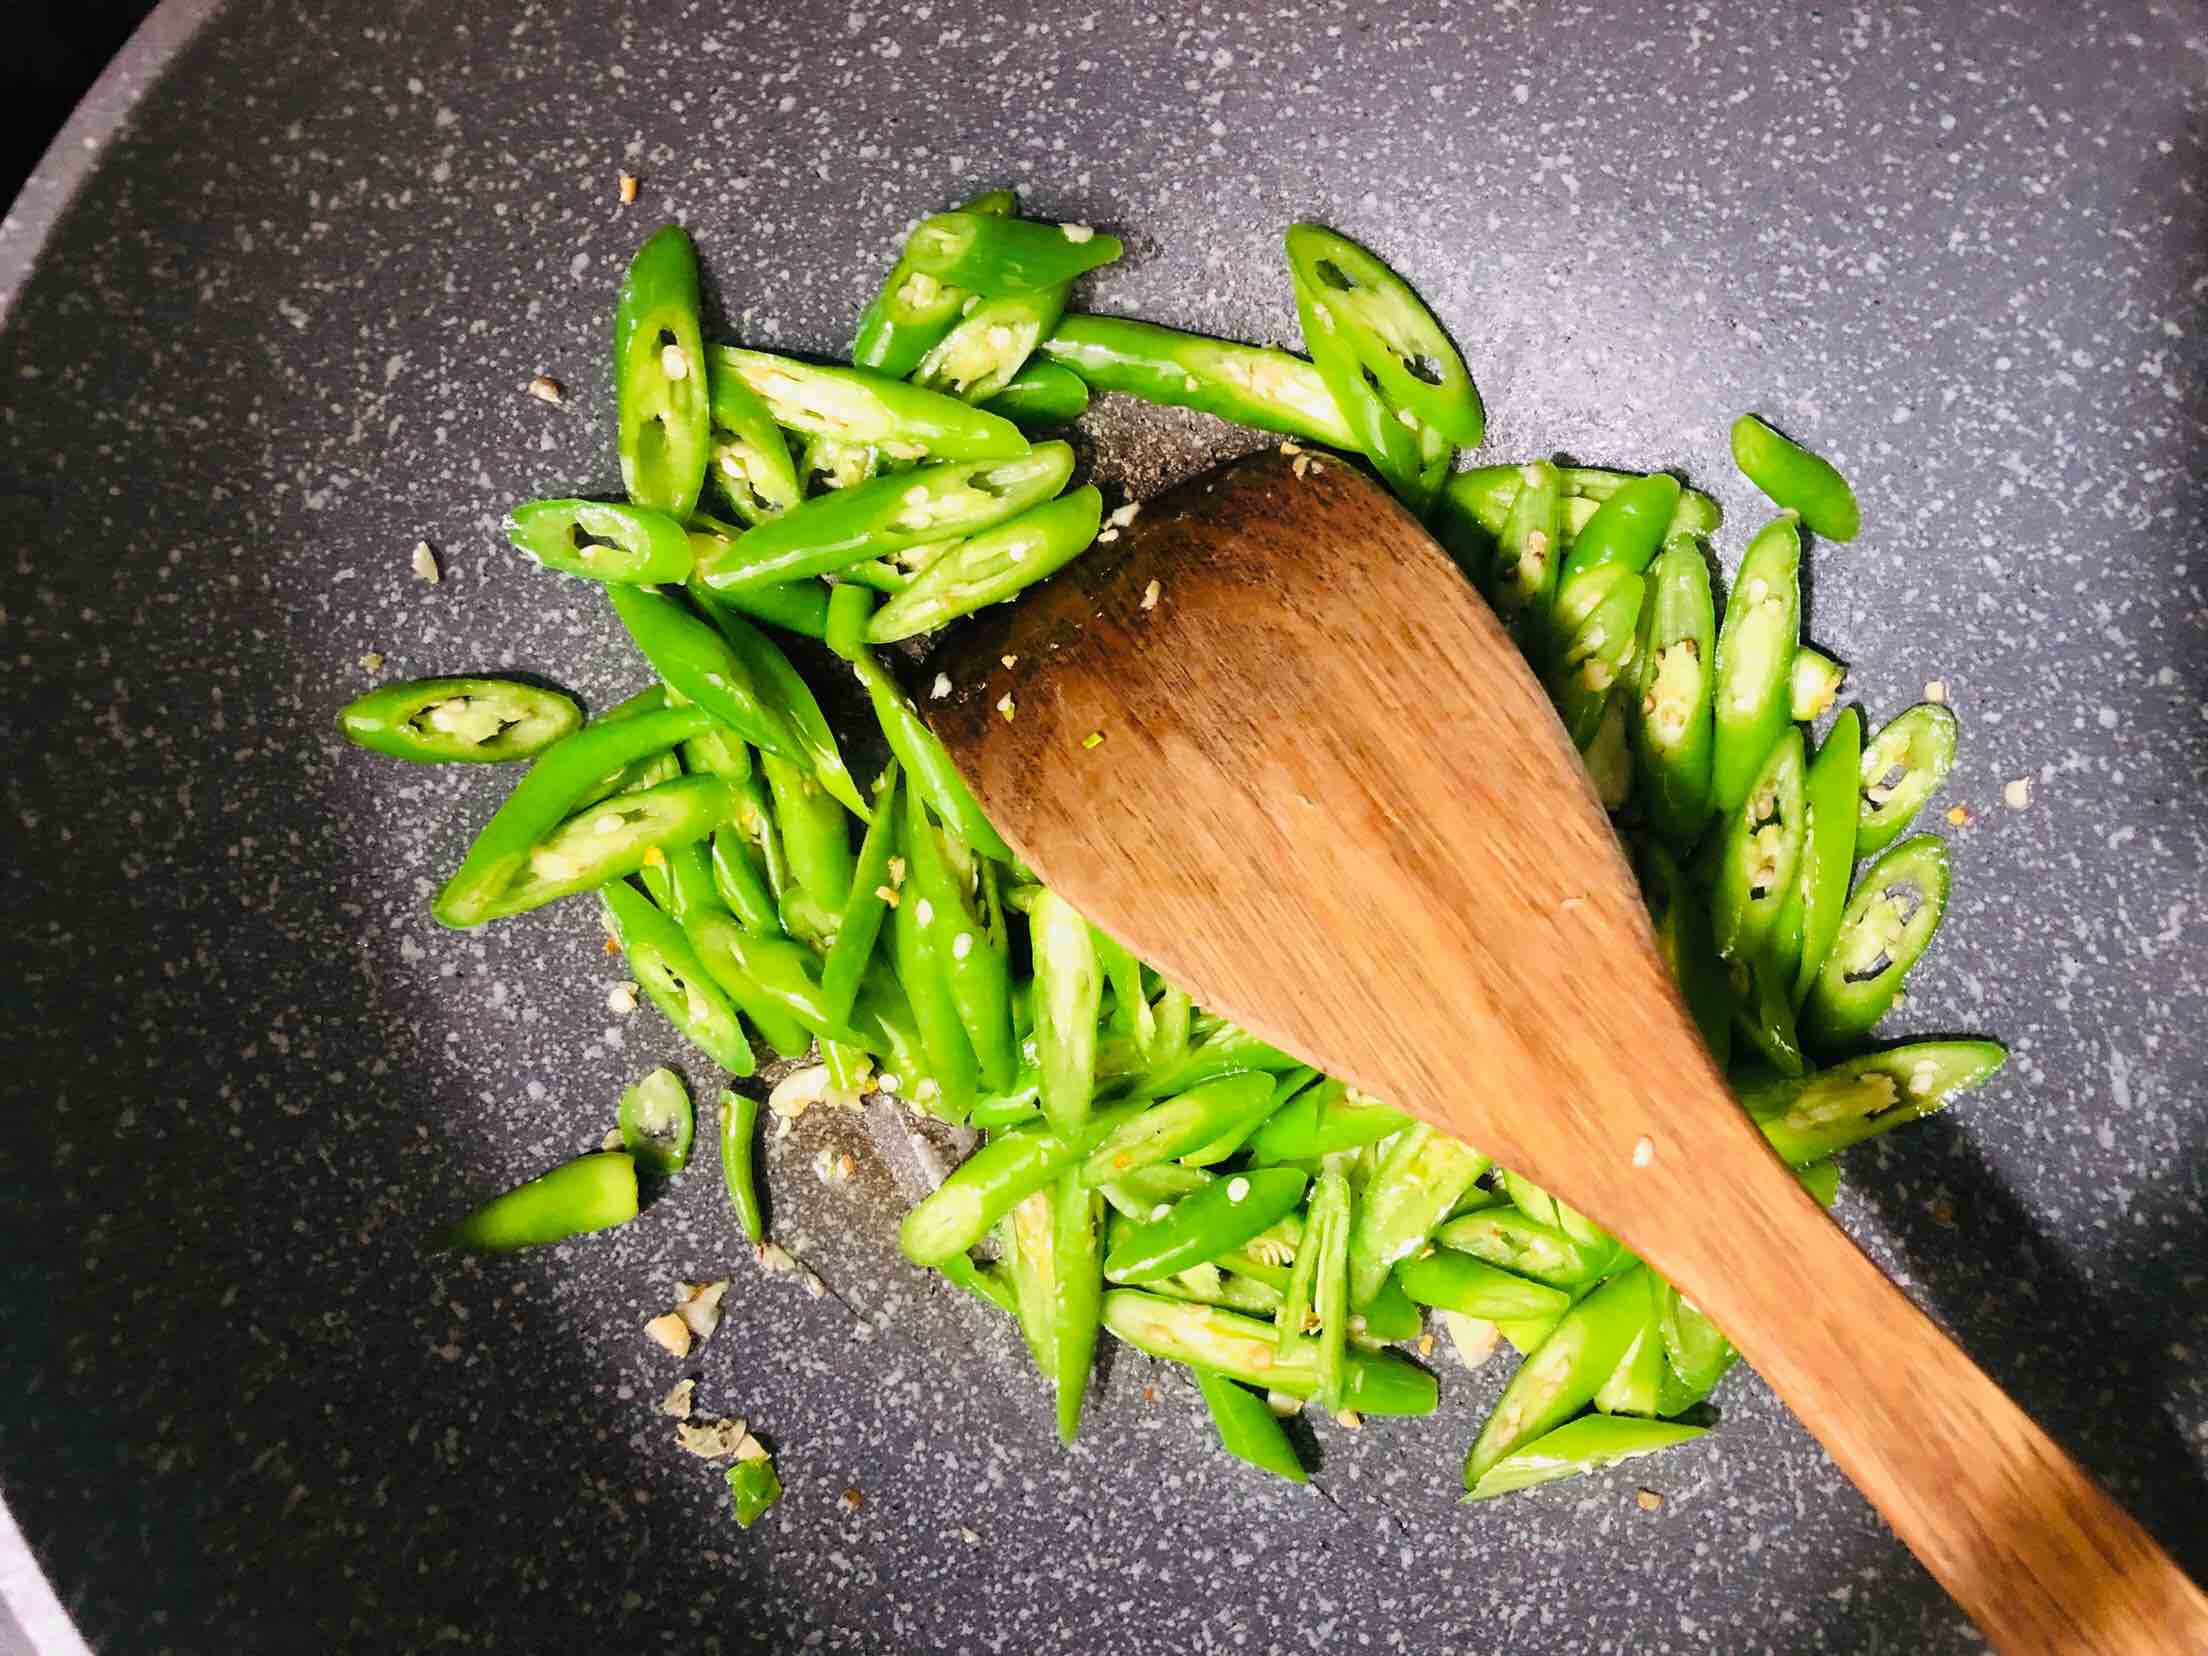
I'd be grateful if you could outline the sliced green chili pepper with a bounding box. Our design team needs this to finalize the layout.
[1548,569,1646,749]
[726,1454,782,1528]
[1309,1168,1354,1416]
[1555,471,1680,593]
[902,211,1123,292]
[1098,1161,1215,1222]
[601,879,757,1077]
[617,1066,694,1175]
[1184,1065,1317,1167]
[505,498,693,585]
[898,1105,1139,1265]
[1103,1169,1307,1285]
[1785,707,1864,1004]
[482,775,737,921]
[1712,726,1806,962]
[712,345,1031,463]
[718,1088,764,1241]
[1051,1173,1106,1442]
[1284,223,1483,446]
[819,764,901,1023]
[1246,1083,1407,1163]
[1129,1021,1300,1103]
[614,225,709,519]
[704,354,803,526]
[1464,1415,1706,1502]
[1289,264,1425,504]
[1741,1039,2007,1163]
[692,595,869,819]
[1102,1291,1436,1416]
[687,910,863,1050]
[865,486,1102,642]
[1657,1278,1737,1398]
[708,820,781,936]
[1592,1283,1683,1417]
[799,433,880,494]
[431,1151,638,1252]
[1445,464,1719,543]
[824,581,874,663]
[432,701,713,927]
[1195,1369,1307,1482]
[1432,1208,1601,1292]
[1486,460,1563,653]
[1463,1265,1651,1485]
[1346,1126,1490,1307]
[848,643,1016,863]
[1582,692,1632,810]
[680,725,751,784]
[1630,536,1718,844]
[697,443,1074,592]
[978,359,1090,428]
[1641,842,1732,1069]
[1397,1249,1572,1322]
[339,676,581,764]
[1498,1173,1624,1280]
[935,1249,1018,1317]
[1039,315,1357,449]
[1079,1072,1278,1186]
[1710,514,1802,814]
[685,520,830,638]
[1790,645,1847,722]
[1731,413,1860,543]
[759,750,855,908]
[1030,887,1103,1138]
[913,287,1070,405]
[852,187,1018,378]
[1005,1189,1062,1391]
[1357,1270,1423,1343]
[852,957,933,1086]
[1729,953,1806,1077]
[889,792,981,1118]
[1800,835,1952,1047]
[603,584,802,763]
[907,788,1016,1091]
[1856,703,1958,856]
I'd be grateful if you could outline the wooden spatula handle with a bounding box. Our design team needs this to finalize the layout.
[1575,1072,2208,1654]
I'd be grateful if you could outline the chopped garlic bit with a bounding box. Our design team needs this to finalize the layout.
[1060,222,1096,244]
[526,373,565,405]
[675,1416,757,1460]
[358,651,385,670]
[770,1063,832,1120]
[602,1126,625,1152]
[930,672,953,700]
[1278,440,1303,457]
[1635,1488,1665,1513]
[1096,527,1120,543]
[1107,501,1141,529]
[839,1486,865,1512]
[410,541,442,583]
[995,693,1016,722]
[644,1313,693,1358]
[606,981,639,1016]
[1924,679,1948,705]
[874,883,901,907]
[661,1378,696,1419]
[1333,1408,1364,1430]
[1440,1310,1500,1370]
[1141,578,1161,611]
[674,1279,731,1342]
[2004,777,2032,810]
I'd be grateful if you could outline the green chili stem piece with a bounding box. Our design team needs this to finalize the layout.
[431,1152,638,1252]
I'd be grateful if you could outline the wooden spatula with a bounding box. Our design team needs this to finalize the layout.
[921,445,2208,1653]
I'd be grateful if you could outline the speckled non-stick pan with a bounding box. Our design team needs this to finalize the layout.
[3,2,2204,1650]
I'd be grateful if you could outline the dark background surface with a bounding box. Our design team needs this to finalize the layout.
[3,2,155,201]
[2,2,2204,1653]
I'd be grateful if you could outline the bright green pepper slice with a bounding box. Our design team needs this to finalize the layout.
[1030,887,1103,1139]
[1195,1369,1307,1482]
[1790,645,1847,721]
[695,443,1075,592]
[505,499,694,585]
[912,287,1069,405]
[1078,1072,1278,1186]
[600,879,757,1077]
[978,360,1090,428]
[1444,463,1720,544]
[899,1105,1141,1265]
[687,909,864,1051]
[1432,1208,1603,1291]
[1290,264,1430,511]
[889,792,982,1118]
[852,187,1018,378]
[818,764,901,1024]
[604,584,803,762]
[903,211,1124,292]
[865,486,1102,642]
[1103,1168,1308,1285]
[759,749,854,910]
[1785,707,1864,1005]
[1486,460,1564,653]
[1555,471,1680,592]
[1731,413,1860,543]
[1712,726,1807,962]
[1856,703,1958,857]
[1741,1039,2007,1163]
[904,783,1017,1093]
[704,358,802,525]
[685,519,830,639]
[1051,1174,1107,1442]
[717,1088,764,1241]
[339,676,581,764]
[1800,835,1952,1047]
[1464,1414,1706,1502]
[799,433,881,494]
[617,1066,694,1175]
[1039,315,1357,450]
[1309,1168,1354,1415]
[1398,1248,1572,1322]
[1103,1290,1436,1417]
[725,1453,782,1528]
[689,593,869,821]
[1630,537,1718,844]
[1245,1082,1407,1163]
[431,1152,638,1252]
[712,345,1031,463]
[1463,1265,1652,1485]
[1642,841,1733,1069]
[482,775,738,922]
[1284,223,1483,447]
[1346,1126,1491,1307]
[1710,514,1803,814]
[613,225,709,519]
[1729,951,1807,1077]
[1547,569,1647,750]
[848,643,1015,863]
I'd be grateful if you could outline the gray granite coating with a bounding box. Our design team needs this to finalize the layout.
[2,1,2205,1651]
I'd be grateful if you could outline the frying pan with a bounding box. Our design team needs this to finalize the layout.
[3,2,2204,1650]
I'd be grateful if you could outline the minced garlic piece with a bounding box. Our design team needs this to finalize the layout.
[526,373,564,405]
[606,981,639,1015]
[675,1417,755,1460]
[661,1378,696,1419]
[930,673,952,700]
[1141,579,1161,610]
[411,541,442,583]
[618,173,639,204]
[1060,222,1095,243]
[358,651,385,670]
[644,1313,692,1358]
[1924,679,1948,705]
[2004,777,2032,810]
[674,1279,731,1342]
